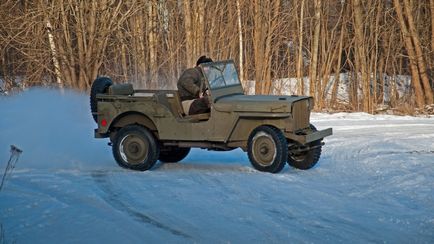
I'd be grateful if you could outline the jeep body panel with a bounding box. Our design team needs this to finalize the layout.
[94,60,332,149]
[95,95,308,145]
[92,60,333,173]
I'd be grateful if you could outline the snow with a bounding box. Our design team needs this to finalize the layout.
[1,88,434,243]
[244,73,412,105]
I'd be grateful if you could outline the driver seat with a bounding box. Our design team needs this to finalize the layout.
[173,91,210,122]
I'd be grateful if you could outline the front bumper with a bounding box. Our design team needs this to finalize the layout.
[285,128,333,144]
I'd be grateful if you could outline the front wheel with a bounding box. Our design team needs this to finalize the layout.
[287,125,322,170]
[112,125,159,171]
[247,126,288,173]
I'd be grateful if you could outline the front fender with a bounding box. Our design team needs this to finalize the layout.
[226,117,290,143]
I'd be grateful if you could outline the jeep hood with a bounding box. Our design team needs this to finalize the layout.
[213,94,311,113]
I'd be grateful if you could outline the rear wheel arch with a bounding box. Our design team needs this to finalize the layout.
[110,112,158,138]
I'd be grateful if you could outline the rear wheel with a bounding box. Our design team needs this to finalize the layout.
[287,124,322,170]
[159,147,190,163]
[90,77,112,123]
[247,126,288,173]
[112,125,159,171]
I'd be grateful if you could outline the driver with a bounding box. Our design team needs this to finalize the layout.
[177,56,213,115]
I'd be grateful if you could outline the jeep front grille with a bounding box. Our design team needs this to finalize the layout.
[292,99,310,130]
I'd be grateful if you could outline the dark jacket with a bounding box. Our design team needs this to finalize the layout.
[177,66,206,101]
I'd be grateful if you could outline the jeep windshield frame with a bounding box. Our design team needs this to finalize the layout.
[200,60,244,102]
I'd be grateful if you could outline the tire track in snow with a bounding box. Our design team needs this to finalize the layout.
[90,171,191,239]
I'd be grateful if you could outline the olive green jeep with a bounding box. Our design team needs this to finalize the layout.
[90,60,332,173]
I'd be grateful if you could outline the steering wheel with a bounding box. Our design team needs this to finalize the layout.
[201,87,209,97]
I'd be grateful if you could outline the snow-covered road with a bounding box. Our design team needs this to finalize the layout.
[1,89,433,243]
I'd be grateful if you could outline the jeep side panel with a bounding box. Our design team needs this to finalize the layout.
[96,95,241,142]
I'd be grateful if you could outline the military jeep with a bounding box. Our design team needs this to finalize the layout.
[90,60,332,173]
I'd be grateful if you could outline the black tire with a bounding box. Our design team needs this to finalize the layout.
[247,126,288,173]
[112,125,159,171]
[287,124,322,170]
[90,77,113,123]
[158,147,191,163]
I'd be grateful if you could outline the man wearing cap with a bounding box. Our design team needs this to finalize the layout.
[177,56,213,115]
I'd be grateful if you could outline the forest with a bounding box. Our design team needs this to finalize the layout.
[0,0,433,113]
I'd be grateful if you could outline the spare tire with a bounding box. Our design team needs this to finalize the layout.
[90,77,112,123]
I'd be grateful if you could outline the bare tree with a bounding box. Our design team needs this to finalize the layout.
[1,0,433,112]
[236,0,245,83]
[296,0,306,96]
[309,0,322,104]
[352,0,371,112]
[431,0,434,53]
[394,0,429,108]
[402,0,433,104]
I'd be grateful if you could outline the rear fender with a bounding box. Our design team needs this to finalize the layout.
[110,112,158,137]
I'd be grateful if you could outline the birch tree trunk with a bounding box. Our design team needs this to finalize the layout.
[331,21,345,108]
[46,20,62,88]
[236,0,244,83]
[309,0,321,102]
[296,0,305,95]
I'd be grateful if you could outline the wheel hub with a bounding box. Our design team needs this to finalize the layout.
[128,143,140,154]
[252,132,276,167]
[260,146,269,154]
[119,134,149,164]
